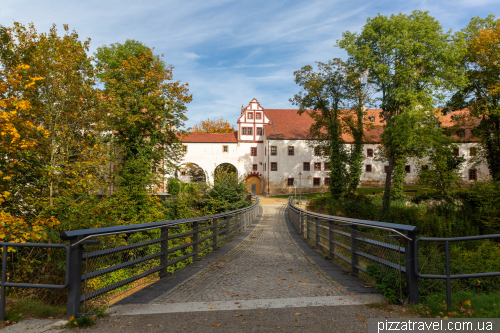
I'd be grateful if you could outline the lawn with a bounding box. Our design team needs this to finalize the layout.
[2,297,66,328]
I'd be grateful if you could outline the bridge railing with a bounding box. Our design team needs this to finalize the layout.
[287,197,420,304]
[52,196,260,318]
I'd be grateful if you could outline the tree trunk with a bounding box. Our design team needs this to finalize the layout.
[381,152,394,220]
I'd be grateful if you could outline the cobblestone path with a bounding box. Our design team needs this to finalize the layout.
[153,204,345,304]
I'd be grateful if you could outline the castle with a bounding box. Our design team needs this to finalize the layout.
[177,99,486,195]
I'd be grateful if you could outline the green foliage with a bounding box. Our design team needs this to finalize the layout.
[339,10,464,218]
[167,178,181,195]
[415,291,500,318]
[205,168,249,213]
[65,316,96,328]
[366,264,407,303]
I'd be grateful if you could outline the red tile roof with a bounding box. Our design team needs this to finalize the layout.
[179,132,238,143]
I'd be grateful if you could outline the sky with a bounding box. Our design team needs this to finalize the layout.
[1,0,498,128]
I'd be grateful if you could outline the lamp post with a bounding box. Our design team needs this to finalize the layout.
[298,171,302,204]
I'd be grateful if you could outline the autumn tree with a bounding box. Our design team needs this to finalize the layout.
[0,23,109,224]
[191,117,235,133]
[448,16,500,181]
[338,11,463,217]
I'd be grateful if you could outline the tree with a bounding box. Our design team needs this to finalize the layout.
[338,11,463,217]
[191,117,235,133]
[291,59,373,198]
[0,23,109,219]
[99,44,192,218]
[448,16,500,181]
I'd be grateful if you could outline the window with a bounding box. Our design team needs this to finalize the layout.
[324,149,330,156]
[247,127,252,135]
[182,145,188,153]
[271,146,277,156]
[369,115,375,122]
[257,127,262,135]
[314,162,321,171]
[367,149,374,158]
[470,147,477,156]
[422,165,429,170]
[252,164,258,171]
[152,166,157,173]
[303,162,310,171]
[325,177,330,186]
[313,178,320,186]
[405,165,411,173]
[365,164,372,172]
[314,147,321,156]
[469,169,477,181]
[287,178,294,187]
[324,163,330,171]
[180,169,186,176]
[271,162,277,171]
[248,112,253,119]
[251,147,257,156]
[256,112,261,120]
[453,148,459,157]
[288,146,294,156]
[384,165,389,173]
[223,145,228,152]
[242,127,247,135]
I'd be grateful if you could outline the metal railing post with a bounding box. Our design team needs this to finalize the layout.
[160,227,169,279]
[405,229,419,304]
[213,219,219,250]
[351,225,359,276]
[315,218,320,249]
[1,244,7,321]
[193,222,199,261]
[306,215,311,244]
[328,220,334,260]
[67,237,83,319]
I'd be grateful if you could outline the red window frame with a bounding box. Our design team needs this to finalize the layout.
[257,127,262,135]
[313,177,321,186]
[470,147,477,156]
[287,178,294,186]
[288,146,294,156]
[247,127,252,135]
[367,149,374,158]
[242,127,247,135]
[251,147,257,156]
[324,163,330,171]
[365,164,372,172]
[256,112,261,120]
[469,169,477,180]
[405,165,411,173]
[314,162,321,171]
[303,162,310,171]
[314,147,321,156]
[271,162,278,171]
[324,177,330,186]
[271,146,277,156]
[247,112,253,119]
[252,164,257,171]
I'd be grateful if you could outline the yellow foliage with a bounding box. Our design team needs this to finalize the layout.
[0,211,60,245]
[191,117,235,134]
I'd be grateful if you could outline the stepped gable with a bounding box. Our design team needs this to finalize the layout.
[179,131,238,143]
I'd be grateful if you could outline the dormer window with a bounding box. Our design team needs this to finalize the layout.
[248,112,253,119]
[369,115,375,122]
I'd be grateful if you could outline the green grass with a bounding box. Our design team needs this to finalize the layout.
[2,297,65,327]
[411,291,500,318]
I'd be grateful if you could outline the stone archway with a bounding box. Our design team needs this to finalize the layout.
[178,162,206,183]
[245,172,262,195]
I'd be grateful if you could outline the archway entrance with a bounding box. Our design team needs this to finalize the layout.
[245,175,261,195]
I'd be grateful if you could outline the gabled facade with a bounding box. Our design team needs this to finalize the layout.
[175,99,488,195]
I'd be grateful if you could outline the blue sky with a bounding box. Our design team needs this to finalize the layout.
[1,0,497,128]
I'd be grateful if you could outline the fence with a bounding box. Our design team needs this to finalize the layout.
[0,196,259,320]
[287,197,420,304]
